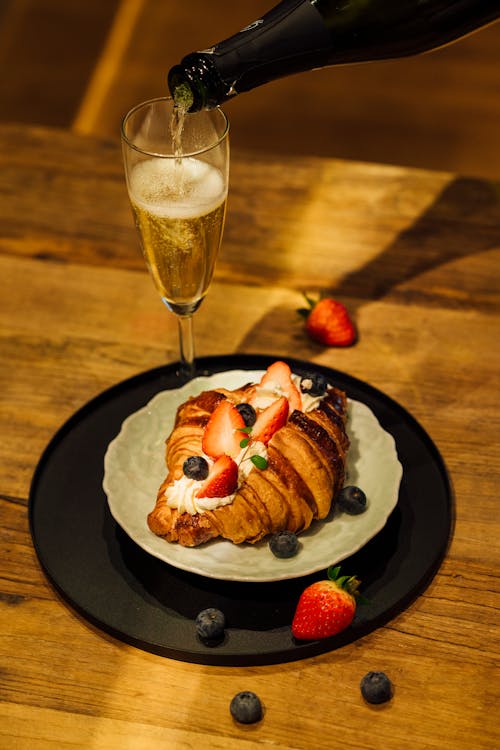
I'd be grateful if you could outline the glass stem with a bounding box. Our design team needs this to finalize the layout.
[177,314,195,379]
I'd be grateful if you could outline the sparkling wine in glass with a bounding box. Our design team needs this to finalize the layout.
[121,97,229,378]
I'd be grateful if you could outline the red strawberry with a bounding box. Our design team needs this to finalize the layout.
[299,295,356,347]
[196,455,238,498]
[291,566,361,640]
[259,360,302,413]
[202,399,247,459]
[251,396,289,445]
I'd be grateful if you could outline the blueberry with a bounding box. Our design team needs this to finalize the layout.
[269,531,299,558]
[337,485,367,515]
[230,691,263,724]
[195,608,226,645]
[236,403,257,427]
[183,455,209,480]
[300,372,328,396]
[360,671,393,704]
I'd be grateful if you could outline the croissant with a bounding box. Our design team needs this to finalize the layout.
[147,365,349,547]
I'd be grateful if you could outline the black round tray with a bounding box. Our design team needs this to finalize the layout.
[29,354,453,666]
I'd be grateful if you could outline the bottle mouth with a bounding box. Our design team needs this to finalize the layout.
[168,54,230,112]
[168,66,201,112]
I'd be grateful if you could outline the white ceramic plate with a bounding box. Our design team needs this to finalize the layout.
[103,370,402,582]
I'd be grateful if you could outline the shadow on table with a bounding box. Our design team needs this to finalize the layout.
[328,176,499,307]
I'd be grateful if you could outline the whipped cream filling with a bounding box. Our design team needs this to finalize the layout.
[291,374,324,412]
[250,375,323,413]
[248,386,279,411]
[164,371,329,515]
[164,441,267,515]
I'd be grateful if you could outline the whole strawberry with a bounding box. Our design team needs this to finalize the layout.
[291,565,362,640]
[299,294,356,347]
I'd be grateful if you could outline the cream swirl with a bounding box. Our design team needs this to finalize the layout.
[163,441,267,515]
[250,374,325,413]
[291,374,325,412]
[164,473,234,514]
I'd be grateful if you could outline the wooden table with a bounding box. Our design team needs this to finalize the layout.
[1,124,498,749]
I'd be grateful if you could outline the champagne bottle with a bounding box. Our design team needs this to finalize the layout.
[168,0,499,111]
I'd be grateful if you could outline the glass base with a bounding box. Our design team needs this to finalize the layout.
[163,297,202,316]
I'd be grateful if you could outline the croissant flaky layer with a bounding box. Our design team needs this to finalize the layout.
[147,383,349,547]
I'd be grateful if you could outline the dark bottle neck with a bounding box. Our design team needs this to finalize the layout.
[169,0,332,110]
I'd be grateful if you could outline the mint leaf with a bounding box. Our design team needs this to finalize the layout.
[250,455,268,470]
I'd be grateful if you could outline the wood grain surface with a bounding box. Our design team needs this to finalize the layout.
[0,123,499,749]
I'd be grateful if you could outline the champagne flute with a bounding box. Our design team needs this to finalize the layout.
[121,97,229,378]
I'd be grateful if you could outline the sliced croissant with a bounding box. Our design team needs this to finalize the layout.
[147,379,349,547]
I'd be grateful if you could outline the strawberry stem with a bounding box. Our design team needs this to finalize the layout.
[327,565,342,580]
[303,292,318,309]
[327,565,367,602]
[297,292,320,319]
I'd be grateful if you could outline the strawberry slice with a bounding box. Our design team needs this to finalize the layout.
[251,396,289,445]
[196,455,238,498]
[259,361,302,413]
[202,399,247,459]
